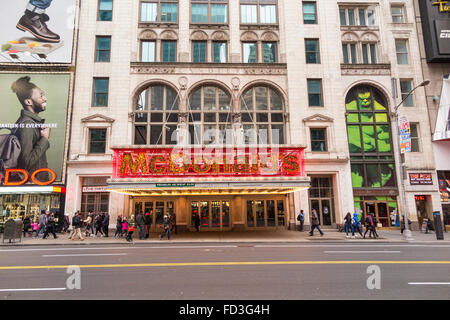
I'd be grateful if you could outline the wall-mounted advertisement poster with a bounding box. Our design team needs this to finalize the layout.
[434,75,450,141]
[0,73,70,185]
[0,0,76,63]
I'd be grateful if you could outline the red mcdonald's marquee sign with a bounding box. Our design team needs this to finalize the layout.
[113,147,305,179]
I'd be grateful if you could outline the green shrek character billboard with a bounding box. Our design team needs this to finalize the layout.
[345,86,396,189]
[0,73,70,184]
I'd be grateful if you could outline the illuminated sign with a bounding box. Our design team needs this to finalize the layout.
[433,1,450,12]
[409,173,433,185]
[1,168,57,186]
[112,147,305,179]
[415,195,427,201]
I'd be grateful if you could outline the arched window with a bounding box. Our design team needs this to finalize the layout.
[345,85,395,189]
[134,85,179,145]
[240,86,284,144]
[188,86,232,145]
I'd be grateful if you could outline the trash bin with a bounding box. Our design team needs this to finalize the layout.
[2,219,23,244]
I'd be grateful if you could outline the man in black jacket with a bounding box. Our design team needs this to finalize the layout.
[144,212,152,239]
[102,212,110,237]
[70,212,84,241]
[43,212,57,239]
[136,212,146,240]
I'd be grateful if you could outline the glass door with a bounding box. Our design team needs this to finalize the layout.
[377,202,389,227]
[190,200,231,230]
[246,199,286,228]
[321,199,332,226]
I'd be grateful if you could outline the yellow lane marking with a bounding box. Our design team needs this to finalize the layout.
[1,261,450,270]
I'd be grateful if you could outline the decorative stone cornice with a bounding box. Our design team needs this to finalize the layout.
[341,63,391,76]
[81,114,115,123]
[130,62,287,75]
[303,114,334,123]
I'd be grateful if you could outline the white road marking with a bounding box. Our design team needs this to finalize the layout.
[408,282,450,285]
[41,253,128,257]
[256,245,450,248]
[0,245,238,253]
[0,288,67,292]
[324,251,401,254]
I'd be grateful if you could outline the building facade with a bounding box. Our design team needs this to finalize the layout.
[415,0,450,229]
[65,0,441,231]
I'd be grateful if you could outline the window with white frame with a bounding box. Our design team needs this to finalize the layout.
[339,6,376,26]
[141,40,156,62]
[361,43,377,64]
[141,1,178,23]
[191,0,228,24]
[391,5,405,23]
[240,0,277,24]
[400,79,414,106]
[395,39,409,65]
[342,43,357,64]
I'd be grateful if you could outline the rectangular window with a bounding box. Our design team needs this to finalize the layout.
[342,43,357,63]
[162,41,176,62]
[358,9,366,26]
[307,79,322,107]
[141,40,155,62]
[192,3,208,23]
[400,80,414,106]
[161,3,178,22]
[193,41,206,63]
[213,42,227,63]
[263,42,276,63]
[395,39,408,65]
[141,2,158,22]
[98,0,113,21]
[310,128,327,152]
[305,39,320,64]
[348,9,355,25]
[391,6,404,23]
[303,2,317,24]
[339,9,346,26]
[260,5,276,24]
[241,5,257,24]
[95,36,111,62]
[362,43,377,64]
[211,4,227,23]
[89,129,107,154]
[243,42,257,63]
[340,7,376,26]
[93,78,109,107]
[367,9,375,25]
[410,123,420,152]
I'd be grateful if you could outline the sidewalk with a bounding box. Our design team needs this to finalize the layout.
[1,229,449,246]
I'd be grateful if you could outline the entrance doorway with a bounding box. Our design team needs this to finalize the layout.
[246,199,286,228]
[308,176,335,226]
[134,200,174,229]
[364,201,390,227]
[191,200,231,231]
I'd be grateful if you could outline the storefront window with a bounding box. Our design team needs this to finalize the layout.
[309,177,335,226]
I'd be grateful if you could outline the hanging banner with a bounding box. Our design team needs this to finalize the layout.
[433,75,450,141]
[399,116,411,153]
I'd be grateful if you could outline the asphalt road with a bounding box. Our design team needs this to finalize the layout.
[0,242,450,300]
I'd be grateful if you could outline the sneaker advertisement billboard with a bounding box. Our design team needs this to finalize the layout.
[0,73,71,184]
[0,0,76,63]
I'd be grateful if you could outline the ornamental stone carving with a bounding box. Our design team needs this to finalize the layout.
[211,31,229,41]
[261,31,279,42]
[240,31,258,41]
[160,30,178,40]
[191,30,208,41]
[360,32,379,42]
[132,67,175,74]
[139,29,157,40]
[341,32,359,42]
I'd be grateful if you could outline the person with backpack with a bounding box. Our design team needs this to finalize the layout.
[309,209,324,236]
[344,212,355,238]
[94,213,105,237]
[43,212,57,239]
[353,212,363,237]
[297,210,305,231]
[159,215,171,240]
[364,213,375,239]
[70,212,84,241]
[9,76,51,182]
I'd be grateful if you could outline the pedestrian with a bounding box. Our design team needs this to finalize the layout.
[371,213,379,238]
[95,213,105,237]
[400,214,411,234]
[71,212,84,241]
[43,212,57,239]
[364,213,375,239]
[193,211,200,232]
[126,215,135,242]
[344,212,355,238]
[83,213,93,238]
[122,217,128,238]
[144,212,152,239]
[297,210,305,231]
[353,212,363,237]
[114,215,123,238]
[23,215,32,238]
[159,215,171,240]
[35,210,47,238]
[170,212,177,234]
[103,212,110,237]
[31,220,39,237]
[136,212,146,240]
[62,214,70,233]
[309,209,324,236]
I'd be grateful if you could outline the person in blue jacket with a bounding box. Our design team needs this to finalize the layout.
[353,212,363,237]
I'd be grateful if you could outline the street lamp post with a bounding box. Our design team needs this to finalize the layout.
[393,79,430,241]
